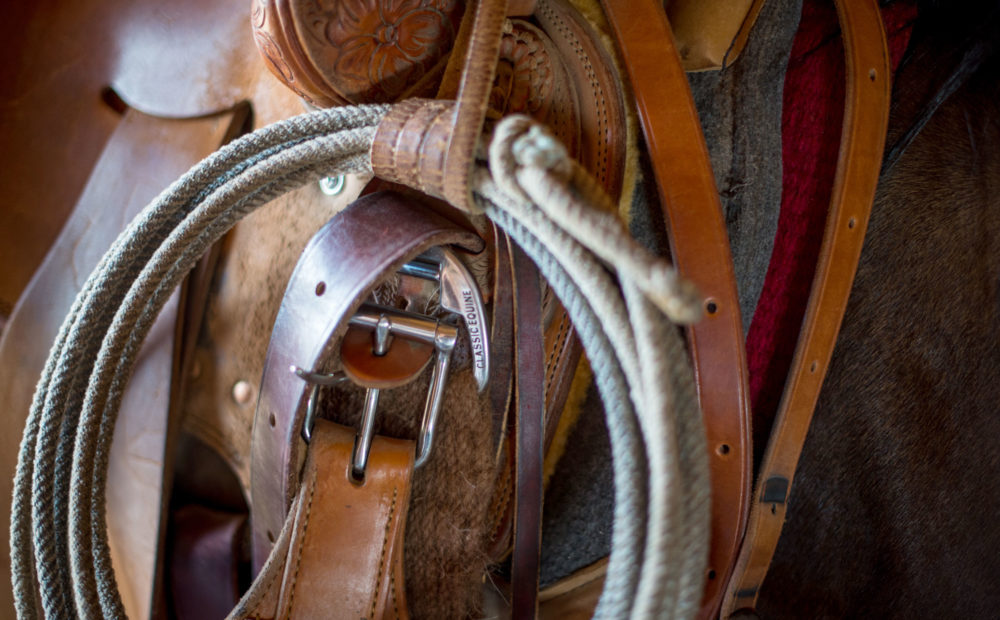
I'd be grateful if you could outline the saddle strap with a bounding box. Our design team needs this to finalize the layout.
[598,2,752,616]
[510,240,546,617]
[249,192,484,571]
[236,420,414,619]
[722,0,891,614]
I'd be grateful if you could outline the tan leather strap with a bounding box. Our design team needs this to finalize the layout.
[721,0,891,614]
[238,419,413,620]
[249,192,483,571]
[598,1,752,616]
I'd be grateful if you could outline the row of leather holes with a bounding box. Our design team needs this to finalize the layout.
[262,279,329,544]
[685,202,871,589]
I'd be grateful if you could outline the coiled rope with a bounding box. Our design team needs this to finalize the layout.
[11,102,709,619]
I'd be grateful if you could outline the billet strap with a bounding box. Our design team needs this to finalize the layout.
[598,1,752,617]
[249,192,483,571]
[233,420,413,620]
[722,0,891,614]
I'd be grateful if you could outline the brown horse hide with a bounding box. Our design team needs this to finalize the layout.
[759,7,1000,617]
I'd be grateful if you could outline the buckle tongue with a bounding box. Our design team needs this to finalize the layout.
[294,247,489,480]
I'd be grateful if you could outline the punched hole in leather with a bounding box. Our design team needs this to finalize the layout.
[248,191,491,617]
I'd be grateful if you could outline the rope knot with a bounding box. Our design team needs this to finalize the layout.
[488,115,572,203]
[511,123,571,177]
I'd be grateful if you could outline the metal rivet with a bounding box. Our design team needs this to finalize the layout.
[232,380,253,405]
[319,175,346,196]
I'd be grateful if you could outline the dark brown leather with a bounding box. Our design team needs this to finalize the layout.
[510,241,546,618]
[249,192,483,572]
[169,505,246,620]
[488,224,516,445]
[598,1,752,617]
[721,0,892,614]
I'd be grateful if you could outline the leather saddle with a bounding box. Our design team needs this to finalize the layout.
[0,0,890,618]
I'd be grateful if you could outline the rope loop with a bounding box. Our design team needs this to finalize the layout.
[11,102,709,620]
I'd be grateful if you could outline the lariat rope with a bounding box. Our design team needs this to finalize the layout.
[11,103,709,620]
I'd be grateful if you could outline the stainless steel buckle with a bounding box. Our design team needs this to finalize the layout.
[293,247,489,481]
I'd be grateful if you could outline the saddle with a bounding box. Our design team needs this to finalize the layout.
[0,0,891,618]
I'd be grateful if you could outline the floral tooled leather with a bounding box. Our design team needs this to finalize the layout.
[253,0,463,105]
[320,0,461,101]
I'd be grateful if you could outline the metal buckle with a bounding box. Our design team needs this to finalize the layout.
[293,247,489,480]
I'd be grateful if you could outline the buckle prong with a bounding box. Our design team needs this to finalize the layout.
[351,387,381,480]
[292,247,488,477]
[291,366,347,443]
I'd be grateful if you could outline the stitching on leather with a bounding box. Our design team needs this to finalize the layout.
[390,569,401,620]
[487,466,512,541]
[537,0,610,184]
[370,486,399,619]
[284,473,318,617]
[247,542,288,619]
[544,313,571,399]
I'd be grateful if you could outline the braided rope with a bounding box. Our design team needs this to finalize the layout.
[11,107,709,620]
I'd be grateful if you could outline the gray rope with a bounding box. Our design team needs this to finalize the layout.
[11,107,709,620]
[12,104,388,619]
[482,202,647,619]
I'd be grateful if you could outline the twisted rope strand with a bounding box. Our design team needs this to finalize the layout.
[11,106,708,620]
[482,202,647,619]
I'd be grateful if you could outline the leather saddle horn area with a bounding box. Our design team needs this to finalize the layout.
[173,0,635,617]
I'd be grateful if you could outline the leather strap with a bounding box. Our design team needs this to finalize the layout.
[250,192,483,572]
[441,0,508,211]
[723,0,890,615]
[510,240,546,618]
[598,1,752,616]
[721,0,891,614]
[237,419,414,620]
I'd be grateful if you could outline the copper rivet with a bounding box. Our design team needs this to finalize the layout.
[232,380,253,405]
